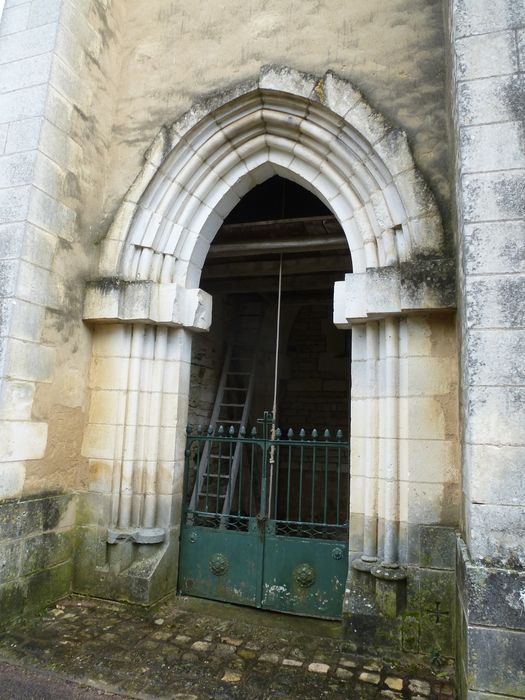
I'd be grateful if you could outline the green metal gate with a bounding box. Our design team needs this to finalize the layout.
[178,412,350,619]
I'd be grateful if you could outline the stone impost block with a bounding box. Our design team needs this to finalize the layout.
[334,259,455,327]
[84,280,212,332]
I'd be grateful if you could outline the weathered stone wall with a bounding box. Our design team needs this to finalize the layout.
[104,0,450,235]
[0,0,124,620]
[449,0,525,696]
[0,493,75,623]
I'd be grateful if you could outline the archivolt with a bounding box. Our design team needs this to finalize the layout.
[99,66,443,285]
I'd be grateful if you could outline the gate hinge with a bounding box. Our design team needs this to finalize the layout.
[107,527,165,545]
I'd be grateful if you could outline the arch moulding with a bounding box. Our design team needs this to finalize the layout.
[84,64,455,330]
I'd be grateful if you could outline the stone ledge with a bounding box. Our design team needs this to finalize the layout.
[334,258,455,326]
[83,279,212,332]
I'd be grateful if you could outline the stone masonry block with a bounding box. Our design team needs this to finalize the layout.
[9,299,45,342]
[0,84,48,123]
[0,221,24,259]
[420,526,456,570]
[259,64,317,100]
[457,74,524,128]
[462,171,525,223]
[460,122,525,174]
[0,24,57,65]
[0,259,18,297]
[0,185,31,224]
[463,222,525,275]
[0,539,21,582]
[0,379,35,420]
[0,4,31,37]
[28,0,62,29]
[455,30,519,80]
[468,503,525,566]
[465,444,525,507]
[463,561,525,632]
[454,0,525,37]
[0,462,25,498]
[0,496,43,541]
[28,188,76,240]
[465,330,525,386]
[0,420,47,462]
[4,337,55,382]
[0,51,53,94]
[466,385,525,446]
[5,116,43,154]
[399,438,457,485]
[466,625,525,697]
[420,611,454,658]
[465,275,525,329]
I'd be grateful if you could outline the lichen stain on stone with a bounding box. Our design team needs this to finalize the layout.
[314,79,325,103]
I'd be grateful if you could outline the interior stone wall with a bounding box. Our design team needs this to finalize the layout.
[278,303,349,433]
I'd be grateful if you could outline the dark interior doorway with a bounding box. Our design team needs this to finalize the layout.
[188,176,352,436]
[180,177,352,619]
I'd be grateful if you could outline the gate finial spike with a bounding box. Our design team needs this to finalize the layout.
[299,428,306,440]
[312,428,318,440]
[336,429,343,441]
[275,427,282,439]
[186,424,193,435]
[240,425,246,436]
[324,428,331,440]
[207,425,214,435]
[197,424,203,435]
[229,425,235,436]
[251,426,257,437]
[287,428,294,439]
[218,425,225,435]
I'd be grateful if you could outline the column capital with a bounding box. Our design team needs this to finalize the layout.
[83,278,212,332]
[334,258,455,328]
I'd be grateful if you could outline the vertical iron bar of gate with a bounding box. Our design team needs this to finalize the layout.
[273,432,281,521]
[298,429,305,522]
[286,430,293,520]
[310,430,317,524]
[237,431,243,517]
[204,429,211,513]
[249,431,256,517]
[336,430,343,525]
[323,431,330,525]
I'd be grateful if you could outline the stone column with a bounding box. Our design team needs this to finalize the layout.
[76,281,211,603]
[335,261,458,653]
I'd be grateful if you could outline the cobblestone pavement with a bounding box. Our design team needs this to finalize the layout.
[0,595,455,700]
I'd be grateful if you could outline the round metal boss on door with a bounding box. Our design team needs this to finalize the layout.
[189,532,198,543]
[332,547,343,560]
[209,553,229,576]
[293,563,316,588]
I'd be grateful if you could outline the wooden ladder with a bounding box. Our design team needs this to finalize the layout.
[189,309,262,519]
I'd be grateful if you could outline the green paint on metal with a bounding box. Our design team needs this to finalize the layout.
[179,414,350,620]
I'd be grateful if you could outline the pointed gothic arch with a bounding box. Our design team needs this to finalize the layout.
[97,66,444,290]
